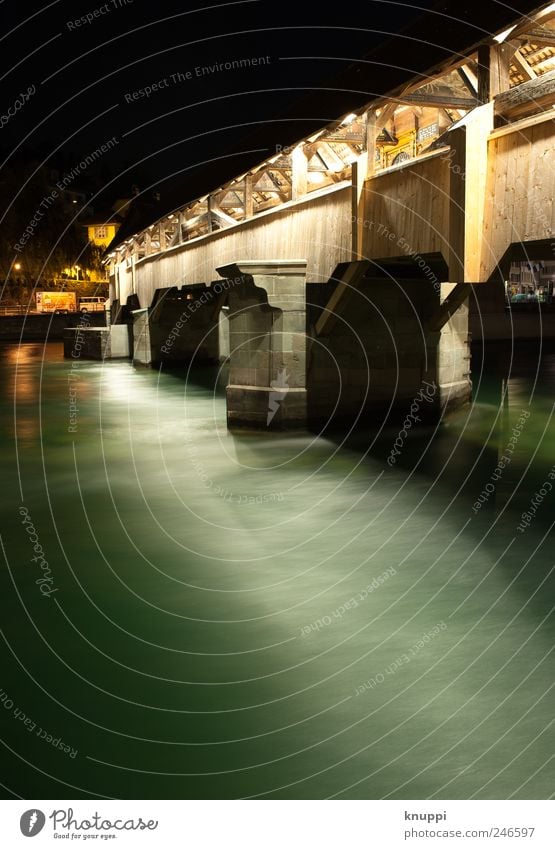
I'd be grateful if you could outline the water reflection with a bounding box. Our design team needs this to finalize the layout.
[0,341,553,800]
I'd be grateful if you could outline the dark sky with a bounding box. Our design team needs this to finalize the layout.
[0,0,441,209]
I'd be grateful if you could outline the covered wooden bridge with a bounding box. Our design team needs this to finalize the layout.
[98,0,555,428]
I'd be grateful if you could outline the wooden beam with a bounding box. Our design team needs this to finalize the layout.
[491,42,515,95]
[427,283,472,331]
[400,92,479,109]
[255,196,283,213]
[495,67,555,117]
[265,170,289,199]
[510,7,555,40]
[169,222,182,247]
[319,133,365,144]
[360,101,396,171]
[365,109,377,178]
[206,196,213,233]
[520,28,555,47]
[211,206,237,227]
[351,154,368,260]
[463,101,494,281]
[291,144,308,200]
[181,212,207,232]
[350,110,380,259]
[244,175,254,219]
[448,127,466,283]
[457,66,478,96]
[269,167,292,186]
[511,46,537,79]
[315,261,371,337]
[477,42,514,101]
[489,106,555,138]
[372,101,397,135]
[314,141,345,170]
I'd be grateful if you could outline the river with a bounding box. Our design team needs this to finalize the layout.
[0,340,553,799]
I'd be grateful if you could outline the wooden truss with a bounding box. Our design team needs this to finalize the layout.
[109,3,555,266]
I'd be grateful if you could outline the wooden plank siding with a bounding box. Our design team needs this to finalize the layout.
[119,184,353,307]
[480,120,555,281]
[361,152,451,262]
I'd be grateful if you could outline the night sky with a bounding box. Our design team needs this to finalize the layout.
[1,0,440,213]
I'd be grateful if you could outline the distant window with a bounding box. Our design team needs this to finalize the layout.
[94,226,107,239]
[417,123,438,143]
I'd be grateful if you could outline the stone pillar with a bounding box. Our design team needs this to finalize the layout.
[62,325,130,360]
[131,308,152,366]
[308,270,471,427]
[216,260,308,429]
[150,285,220,365]
[434,283,472,414]
[131,286,221,367]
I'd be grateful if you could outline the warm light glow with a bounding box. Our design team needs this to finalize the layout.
[342,113,357,125]
[14,262,21,271]
[494,25,516,43]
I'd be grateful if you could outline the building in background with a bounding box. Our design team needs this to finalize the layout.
[508,261,555,302]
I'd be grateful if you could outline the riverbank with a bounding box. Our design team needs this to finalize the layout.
[0,312,107,341]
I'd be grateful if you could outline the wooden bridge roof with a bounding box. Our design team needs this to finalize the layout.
[109,0,548,251]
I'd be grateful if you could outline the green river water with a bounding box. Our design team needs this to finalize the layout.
[0,341,553,799]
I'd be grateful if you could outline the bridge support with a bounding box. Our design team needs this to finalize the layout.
[309,262,472,427]
[131,285,221,367]
[63,324,129,360]
[216,260,308,429]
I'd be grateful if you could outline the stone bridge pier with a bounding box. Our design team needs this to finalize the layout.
[216,260,308,429]
[132,284,221,367]
[309,259,472,428]
[215,257,471,431]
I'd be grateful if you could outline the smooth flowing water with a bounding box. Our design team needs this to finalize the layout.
[0,341,553,799]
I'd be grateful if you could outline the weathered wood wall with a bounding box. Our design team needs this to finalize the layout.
[361,152,451,261]
[117,184,352,307]
[480,120,555,281]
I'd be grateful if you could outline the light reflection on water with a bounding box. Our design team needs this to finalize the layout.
[0,341,553,800]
